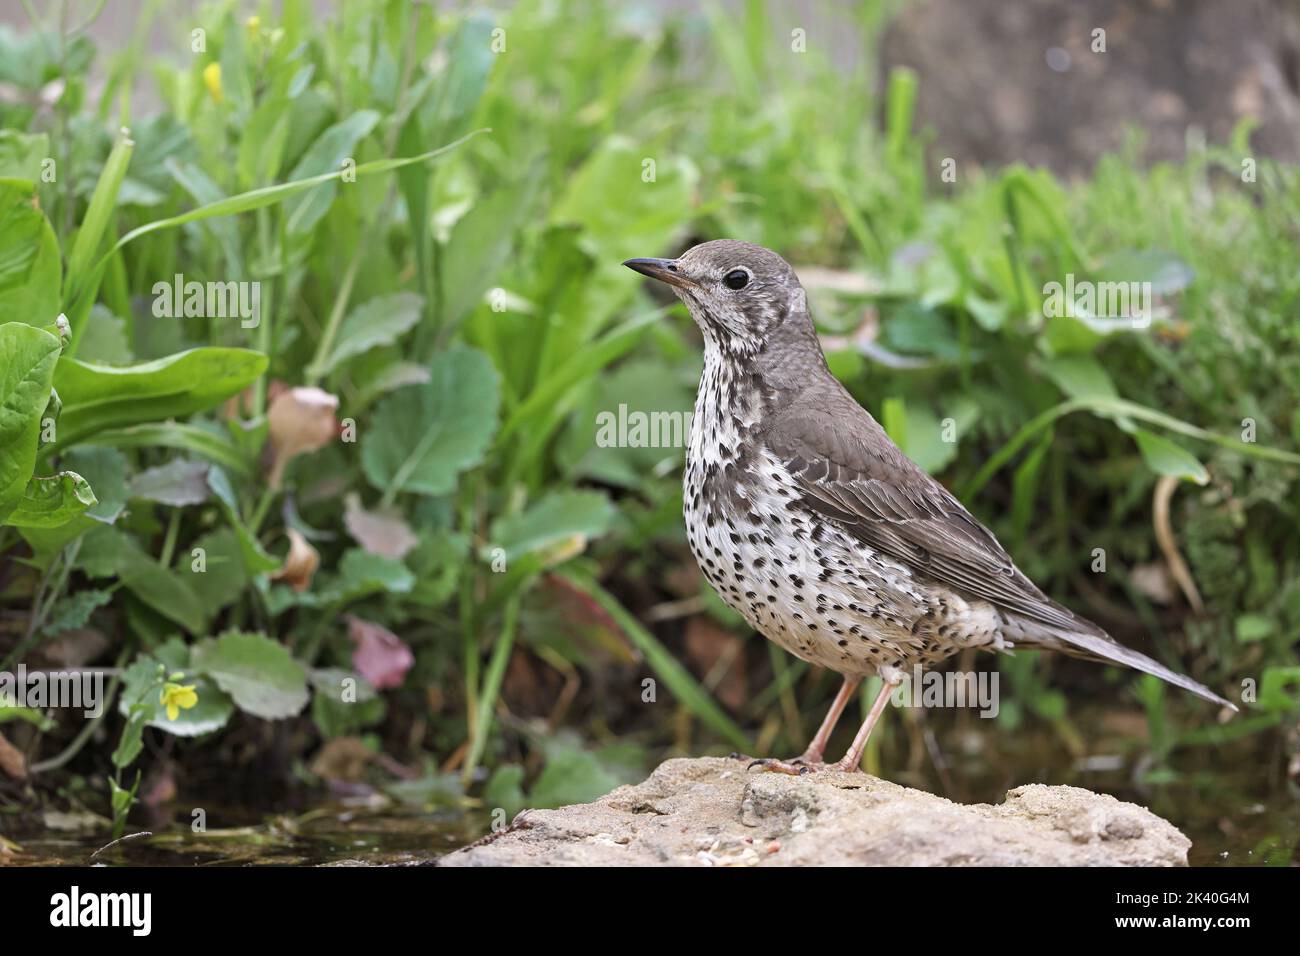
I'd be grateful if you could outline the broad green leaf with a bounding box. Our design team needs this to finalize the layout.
[0,322,60,509]
[1133,428,1209,485]
[488,490,614,563]
[50,347,268,447]
[117,540,207,633]
[878,396,960,473]
[0,471,96,528]
[323,292,423,373]
[72,524,126,578]
[897,402,959,474]
[129,458,210,506]
[526,741,626,810]
[191,630,309,720]
[75,422,251,476]
[1043,311,1105,356]
[362,345,500,496]
[418,13,495,140]
[77,304,133,364]
[0,180,61,327]
[0,179,61,328]
[284,110,381,235]
[441,178,537,330]
[118,642,235,737]
[333,548,415,600]
[1042,355,1118,401]
[177,528,249,620]
[551,135,697,265]
[483,765,526,819]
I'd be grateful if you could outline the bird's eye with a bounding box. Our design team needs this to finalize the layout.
[723,269,749,290]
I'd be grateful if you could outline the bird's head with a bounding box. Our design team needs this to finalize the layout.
[623,240,811,357]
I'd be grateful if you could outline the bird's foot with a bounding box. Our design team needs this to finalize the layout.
[748,757,812,775]
[735,754,826,776]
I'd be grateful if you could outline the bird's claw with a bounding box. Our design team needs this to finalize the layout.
[745,757,815,776]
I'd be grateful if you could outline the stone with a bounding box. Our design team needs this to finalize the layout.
[441,756,1191,867]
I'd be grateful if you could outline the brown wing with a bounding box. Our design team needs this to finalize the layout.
[760,385,1235,710]
[763,392,1090,635]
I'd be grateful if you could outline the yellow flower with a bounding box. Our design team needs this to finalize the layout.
[160,682,199,721]
[203,62,223,104]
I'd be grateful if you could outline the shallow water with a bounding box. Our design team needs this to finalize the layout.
[6,772,1292,867]
[3,710,1295,867]
[3,805,482,867]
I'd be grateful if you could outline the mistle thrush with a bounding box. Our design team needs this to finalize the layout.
[625,240,1235,775]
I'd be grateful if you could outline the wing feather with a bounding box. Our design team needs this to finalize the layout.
[764,401,1086,634]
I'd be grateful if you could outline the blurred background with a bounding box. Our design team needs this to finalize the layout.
[0,0,1297,866]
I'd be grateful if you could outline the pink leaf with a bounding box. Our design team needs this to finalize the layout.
[346,615,414,690]
[343,493,418,559]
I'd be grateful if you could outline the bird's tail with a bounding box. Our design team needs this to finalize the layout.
[1006,616,1237,712]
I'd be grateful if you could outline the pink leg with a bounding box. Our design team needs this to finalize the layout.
[829,674,902,773]
[796,675,862,764]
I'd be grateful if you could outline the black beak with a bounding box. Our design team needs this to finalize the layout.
[623,257,694,290]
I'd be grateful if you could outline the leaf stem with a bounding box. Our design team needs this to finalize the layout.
[461,593,522,786]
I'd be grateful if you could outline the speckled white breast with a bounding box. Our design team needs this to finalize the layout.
[683,356,1006,679]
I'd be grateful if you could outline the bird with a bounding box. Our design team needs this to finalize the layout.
[624,240,1236,775]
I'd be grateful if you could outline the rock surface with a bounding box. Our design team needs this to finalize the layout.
[442,757,1190,867]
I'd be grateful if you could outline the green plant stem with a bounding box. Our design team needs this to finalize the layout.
[248,485,276,535]
[158,509,181,566]
[297,600,343,665]
[252,206,275,416]
[303,230,367,386]
[461,594,522,786]
[458,479,481,741]
[1,541,79,672]
[961,396,1300,502]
